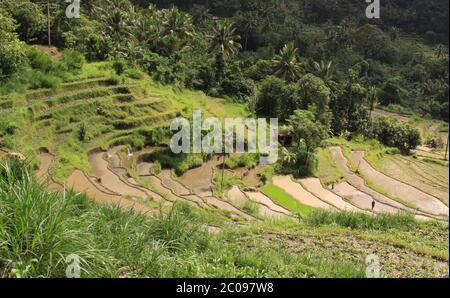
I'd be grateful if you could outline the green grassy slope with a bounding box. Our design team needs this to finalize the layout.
[0,62,248,180]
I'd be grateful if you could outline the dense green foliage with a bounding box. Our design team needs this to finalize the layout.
[1,0,448,120]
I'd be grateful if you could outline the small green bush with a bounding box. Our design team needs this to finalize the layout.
[112,59,126,76]
[61,49,85,73]
[125,68,144,80]
[104,74,120,86]
[150,161,162,175]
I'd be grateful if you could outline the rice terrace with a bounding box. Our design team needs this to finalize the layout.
[0,0,449,280]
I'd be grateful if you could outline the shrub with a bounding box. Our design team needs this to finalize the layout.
[243,200,260,215]
[61,49,85,73]
[26,47,57,73]
[29,72,61,89]
[125,68,144,80]
[77,122,87,141]
[150,161,162,176]
[112,59,126,76]
[370,116,421,154]
[0,13,26,80]
[104,74,120,86]
[143,149,205,176]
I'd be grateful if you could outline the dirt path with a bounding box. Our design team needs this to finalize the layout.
[67,170,156,215]
[273,176,336,209]
[36,151,54,182]
[299,178,362,211]
[350,151,449,217]
[0,149,7,158]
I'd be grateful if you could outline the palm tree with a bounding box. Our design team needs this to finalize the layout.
[209,20,242,83]
[312,60,334,82]
[162,7,194,39]
[435,44,448,59]
[281,147,297,165]
[210,20,242,58]
[272,42,303,82]
[367,86,379,119]
[390,26,400,41]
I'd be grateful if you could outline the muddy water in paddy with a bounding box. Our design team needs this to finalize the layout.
[273,175,336,209]
[299,178,361,211]
[350,151,449,217]
[67,169,155,214]
[329,147,418,212]
[88,149,148,198]
[137,162,153,176]
[179,157,222,198]
[333,181,397,213]
[382,157,449,205]
[139,175,205,208]
[158,170,191,196]
[226,186,280,218]
[232,166,262,187]
[244,191,292,215]
[202,195,254,220]
[227,186,291,218]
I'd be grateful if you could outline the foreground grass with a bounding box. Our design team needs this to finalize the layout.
[261,184,314,217]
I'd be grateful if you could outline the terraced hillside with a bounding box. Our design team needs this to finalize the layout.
[1,61,449,224]
[1,60,449,278]
[1,61,297,223]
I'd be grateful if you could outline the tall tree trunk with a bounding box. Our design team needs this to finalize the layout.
[445,131,449,161]
[221,154,226,191]
[47,0,51,47]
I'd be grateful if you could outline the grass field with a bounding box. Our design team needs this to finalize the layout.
[316,147,345,185]
[261,184,314,217]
